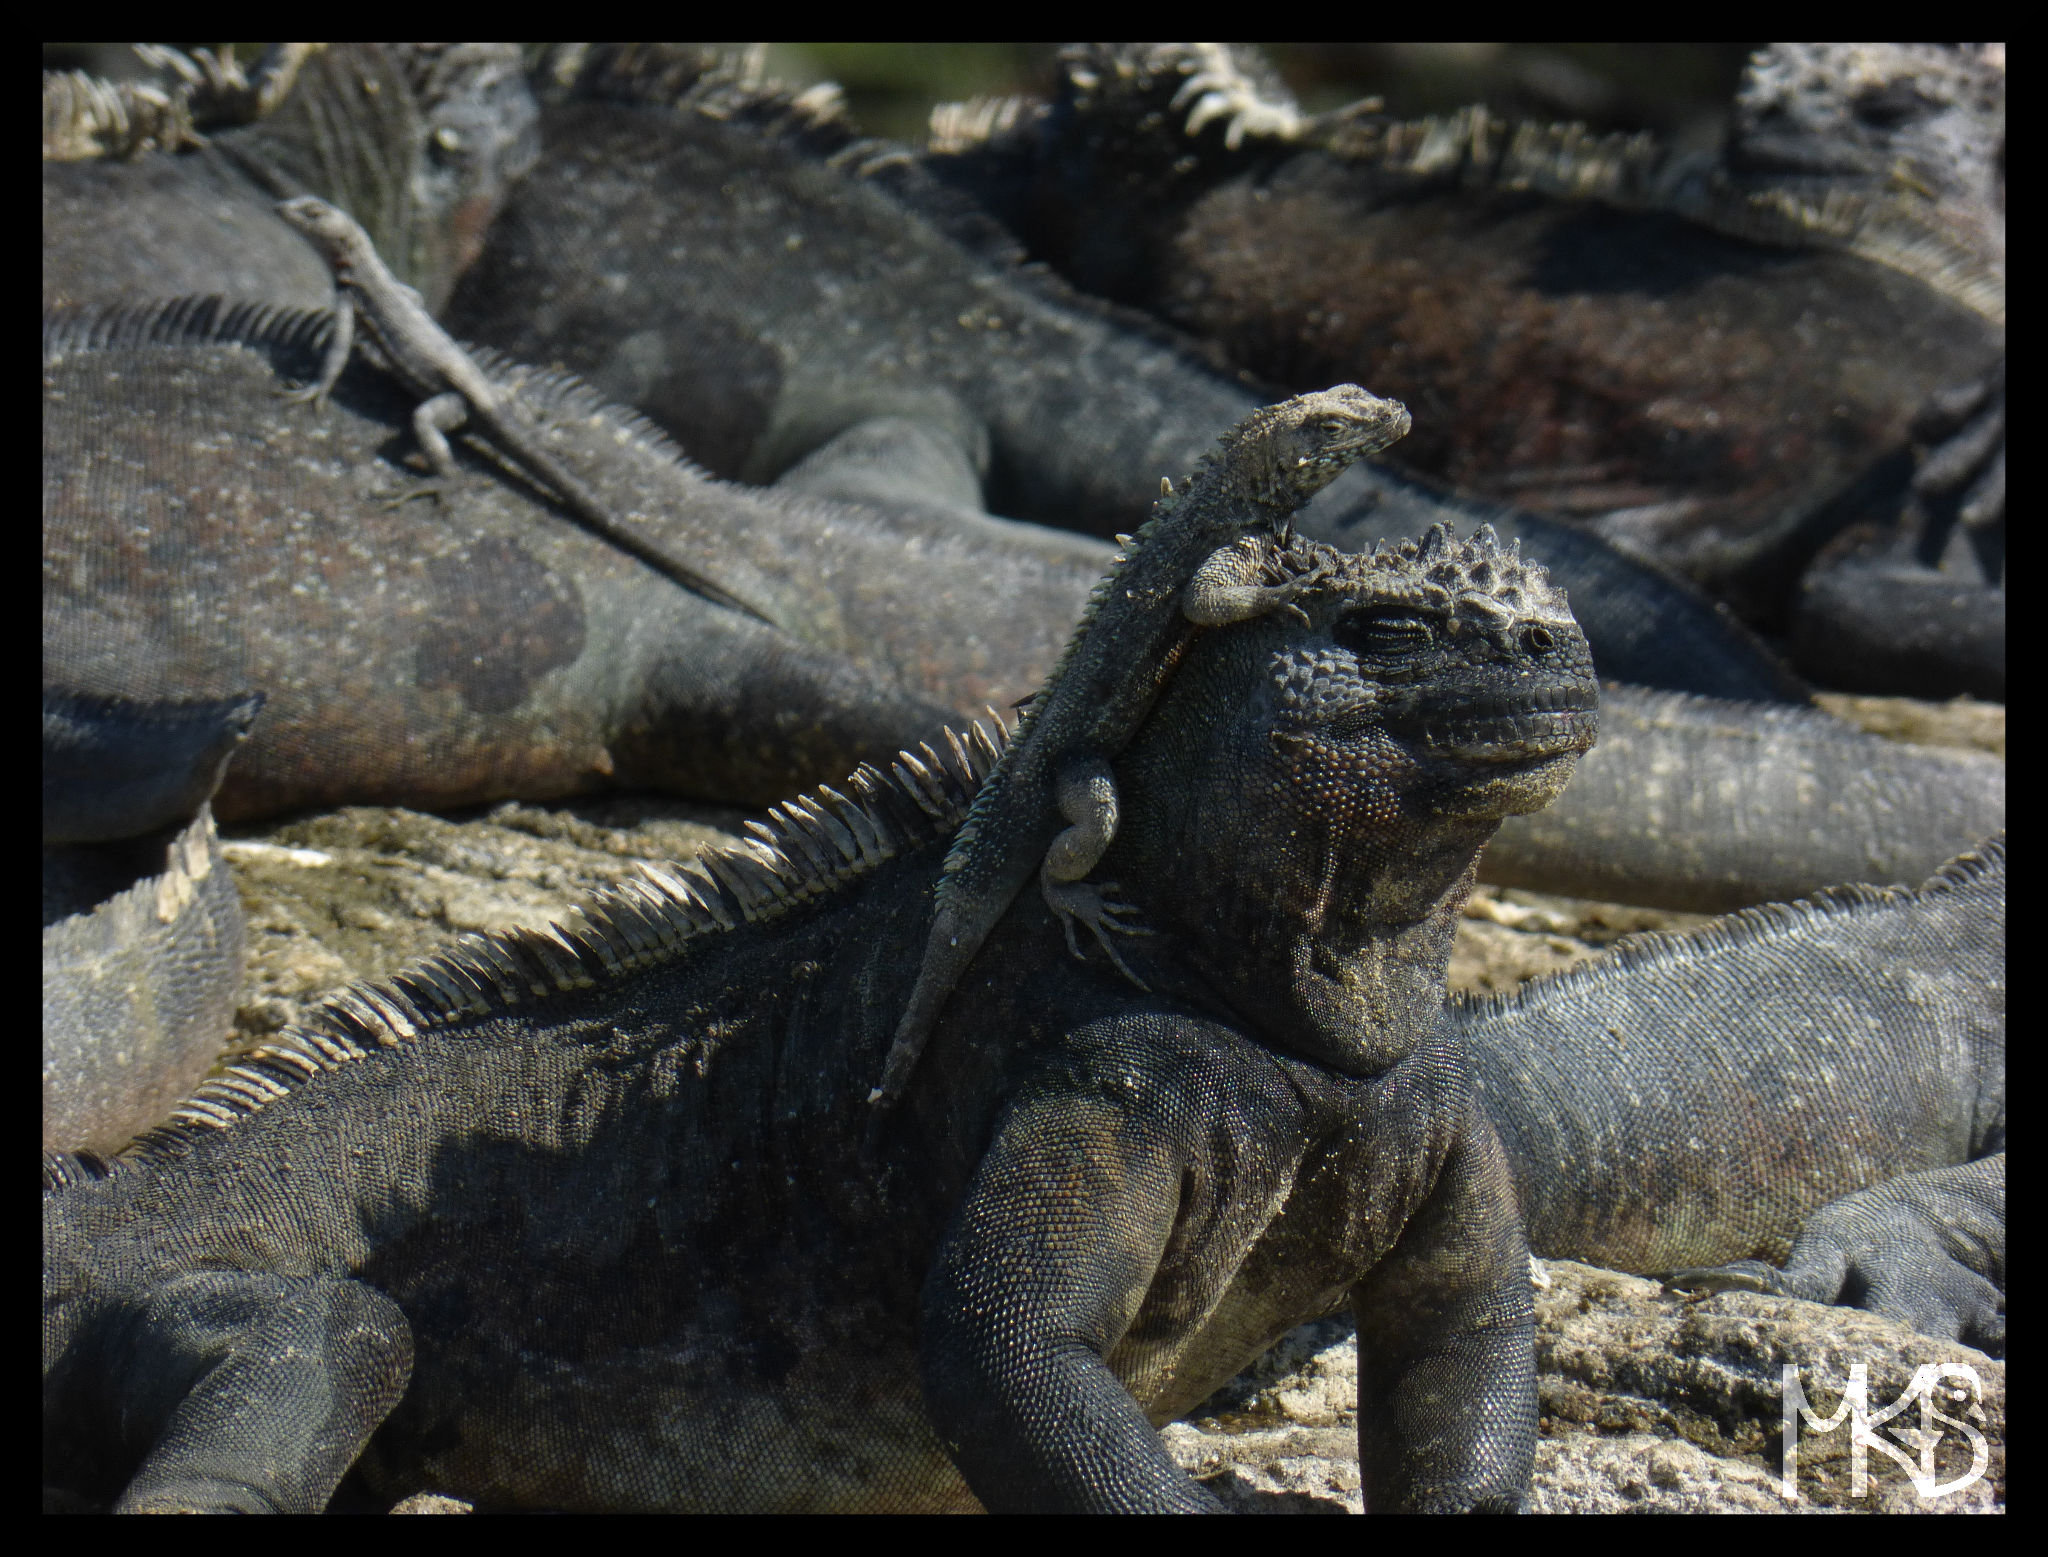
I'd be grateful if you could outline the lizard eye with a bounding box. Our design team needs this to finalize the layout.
[1335,606,1432,656]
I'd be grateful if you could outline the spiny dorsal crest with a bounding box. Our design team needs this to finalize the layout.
[42,43,319,162]
[544,42,853,144]
[97,720,1008,1173]
[1354,522,1573,631]
[1454,829,2003,1026]
[1058,42,1310,151]
[1317,103,1669,209]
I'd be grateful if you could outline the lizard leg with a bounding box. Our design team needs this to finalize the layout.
[282,290,355,408]
[1040,755,1152,989]
[1183,536,1333,627]
[411,390,471,482]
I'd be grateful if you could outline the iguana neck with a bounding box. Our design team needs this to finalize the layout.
[1168,820,1493,1076]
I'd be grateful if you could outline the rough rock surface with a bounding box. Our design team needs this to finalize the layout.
[201,695,1999,1513]
[1161,1263,2002,1514]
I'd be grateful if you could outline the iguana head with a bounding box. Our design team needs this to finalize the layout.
[1109,523,1596,1073]
[1211,383,1412,512]
[1730,44,2004,215]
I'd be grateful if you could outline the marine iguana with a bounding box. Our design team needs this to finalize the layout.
[874,383,1413,1105]
[274,195,772,623]
[42,519,1597,1513]
[42,297,1104,819]
[43,690,261,1154]
[1452,835,2003,1350]
[440,44,1801,708]
[1480,686,2004,912]
[44,298,1984,912]
[928,43,2004,688]
[42,43,539,316]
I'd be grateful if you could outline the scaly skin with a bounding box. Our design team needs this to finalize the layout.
[276,195,773,623]
[42,518,1596,1513]
[870,385,1411,1105]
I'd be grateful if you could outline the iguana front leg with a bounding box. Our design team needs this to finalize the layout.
[1665,1155,2006,1352]
[921,1086,1223,1512]
[85,1269,412,1513]
[1041,756,1151,988]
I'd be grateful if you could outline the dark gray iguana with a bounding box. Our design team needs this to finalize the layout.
[927,43,2005,693]
[443,43,1804,708]
[1481,686,2003,913]
[42,519,1598,1513]
[1456,834,2005,1351]
[273,194,773,623]
[43,297,1106,819]
[872,383,1413,1105]
[43,299,1991,910]
[43,689,262,1154]
[43,43,540,317]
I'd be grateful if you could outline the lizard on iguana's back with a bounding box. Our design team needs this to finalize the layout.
[275,195,775,624]
[43,520,1596,1513]
[869,383,1412,1105]
[44,297,1107,818]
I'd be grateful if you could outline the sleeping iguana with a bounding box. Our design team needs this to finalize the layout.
[927,42,2005,694]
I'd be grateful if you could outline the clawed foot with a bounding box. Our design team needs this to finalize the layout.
[1269,560,1336,626]
[1912,361,2004,534]
[1043,878,1154,990]
[279,380,326,409]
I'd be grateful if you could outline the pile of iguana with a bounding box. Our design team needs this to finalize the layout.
[42,296,1107,818]
[44,394,1599,1513]
[440,42,1808,708]
[43,43,539,317]
[43,689,261,1154]
[42,285,1996,907]
[924,42,2005,696]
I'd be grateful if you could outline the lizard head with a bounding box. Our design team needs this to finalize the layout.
[1109,523,1597,1073]
[1214,384,1412,512]
[273,195,358,256]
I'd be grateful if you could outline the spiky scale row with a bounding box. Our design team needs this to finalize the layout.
[68,722,1007,1184]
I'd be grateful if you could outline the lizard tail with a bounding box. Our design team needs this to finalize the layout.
[868,916,985,1108]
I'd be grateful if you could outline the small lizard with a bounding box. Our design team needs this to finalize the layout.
[869,384,1411,1106]
[274,195,773,623]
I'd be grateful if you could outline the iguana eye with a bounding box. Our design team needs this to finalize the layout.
[1335,607,1432,655]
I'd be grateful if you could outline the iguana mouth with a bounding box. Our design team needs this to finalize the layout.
[1429,706,1599,763]
[1392,684,1600,762]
